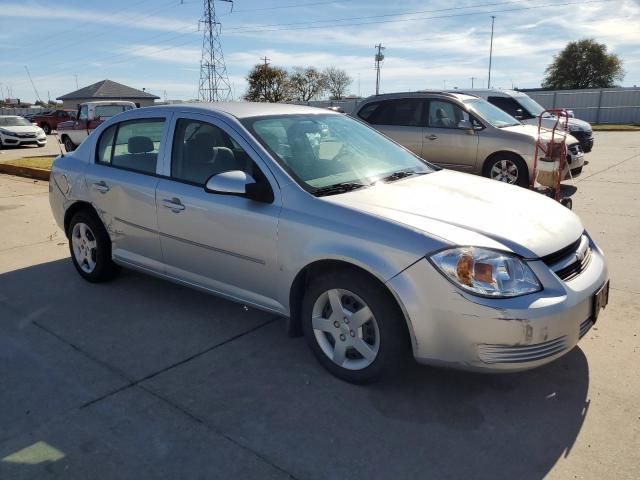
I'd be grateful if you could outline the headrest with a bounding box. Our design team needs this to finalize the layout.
[436,108,447,118]
[128,136,154,154]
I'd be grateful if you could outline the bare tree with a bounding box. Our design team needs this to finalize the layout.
[323,67,352,100]
[289,67,327,102]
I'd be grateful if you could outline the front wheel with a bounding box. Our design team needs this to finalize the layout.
[68,210,118,282]
[301,270,408,384]
[484,154,529,187]
[41,123,51,135]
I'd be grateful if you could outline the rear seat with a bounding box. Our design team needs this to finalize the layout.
[112,136,158,174]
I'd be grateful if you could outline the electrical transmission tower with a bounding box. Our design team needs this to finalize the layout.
[198,0,233,102]
[374,43,385,95]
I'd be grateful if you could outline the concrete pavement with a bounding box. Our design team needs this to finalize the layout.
[0,132,638,479]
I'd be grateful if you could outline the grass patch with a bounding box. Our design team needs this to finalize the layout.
[3,156,55,171]
[592,124,640,131]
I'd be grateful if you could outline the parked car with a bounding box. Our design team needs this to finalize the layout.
[29,109,76,134]
[57,100,136,152]
[49,103,609,383]
[0,115,47,148]
[456,89,594,153]
[353,92,585,187]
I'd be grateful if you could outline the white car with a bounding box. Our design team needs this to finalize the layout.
[0,116,47,148]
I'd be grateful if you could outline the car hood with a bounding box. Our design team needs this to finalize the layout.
[501,124,580,146]
[0,125,41,133]
[567,117,592,133]
[325,170,583,258]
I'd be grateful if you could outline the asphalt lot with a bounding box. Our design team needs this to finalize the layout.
[0,132,639,479]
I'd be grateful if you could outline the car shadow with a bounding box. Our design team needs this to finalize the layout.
[0,258,590,480]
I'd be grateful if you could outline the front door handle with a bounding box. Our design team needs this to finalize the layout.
[162,198,185,213]
[426,134,438,140]
[92,181,110,193]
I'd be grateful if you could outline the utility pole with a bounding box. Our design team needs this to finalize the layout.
[260,56,270,102]
[74,73,79,90]
[198,0,233,102]
[24,66,42,103]
[488,16,495,89]
[374,43,385,95]
[470,77,477,88]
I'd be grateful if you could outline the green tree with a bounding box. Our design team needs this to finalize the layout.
[289,67,327,102]
[542,39,625,89]
[244,64,292,103]
[323,66,352,99]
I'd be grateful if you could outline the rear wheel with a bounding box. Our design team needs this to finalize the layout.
[484,153,529,187]
[63,136,76,152]
[301,270,408,384]
[68,210,118,282]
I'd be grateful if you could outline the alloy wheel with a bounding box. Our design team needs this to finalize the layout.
[71,222,98,273]
[311,288,380,370]
[490,159,519,184]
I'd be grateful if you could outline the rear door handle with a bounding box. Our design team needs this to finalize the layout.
[162,198,185,213]
[92,181,110,193]
[426,134,438,140]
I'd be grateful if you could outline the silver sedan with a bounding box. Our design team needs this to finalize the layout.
[49,103,609,383]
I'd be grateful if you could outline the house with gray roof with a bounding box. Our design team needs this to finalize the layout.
[56,80,160,108]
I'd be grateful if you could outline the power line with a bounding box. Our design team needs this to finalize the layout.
[225,0,615,34]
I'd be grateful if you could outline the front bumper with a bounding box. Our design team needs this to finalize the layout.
[0,133,46,147]
[570,130,594,153]
[388,238,608,372]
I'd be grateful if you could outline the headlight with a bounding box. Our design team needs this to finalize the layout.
[570,126,584,132]
[0,128,18,137]
[429,247,542,298]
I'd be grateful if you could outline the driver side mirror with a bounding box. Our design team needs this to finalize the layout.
[205,170,273,203]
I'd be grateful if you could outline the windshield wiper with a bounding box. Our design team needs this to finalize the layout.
[313,182,368,197]
[377,169,427,183]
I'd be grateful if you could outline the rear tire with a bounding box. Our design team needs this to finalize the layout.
[484,153,529,187]
[63,136,76,152]
[301,269,409,384]
[68,210,118,283]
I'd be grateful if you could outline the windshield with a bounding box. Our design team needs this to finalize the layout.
[465,99,521,128]
[0,116,32,127]
[516,95,546,117]
[243,114,433,193]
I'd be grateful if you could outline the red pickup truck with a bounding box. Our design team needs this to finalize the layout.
[29,109,76,135]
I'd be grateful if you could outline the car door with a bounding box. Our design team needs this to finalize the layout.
[84,113,170,272]
[69,105,88,145]
[358,99,426,157]
[421,99,480,172]
[155,113,283,312]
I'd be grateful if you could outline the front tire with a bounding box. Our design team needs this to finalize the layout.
[68,210,118,282]
[484,153,529,187]
[41,123,51,135]
[301,270,408,384]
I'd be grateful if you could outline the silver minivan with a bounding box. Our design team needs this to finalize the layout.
[354,92,585,187]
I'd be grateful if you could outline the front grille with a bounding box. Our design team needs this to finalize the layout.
[568,143,582,155]
[477,336,568,364]
[17,133,36,138]
[579,318,594,339]
[542,234,592,282]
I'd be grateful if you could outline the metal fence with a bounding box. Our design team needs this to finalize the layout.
[0,107,49,116]
[525,87,640,124]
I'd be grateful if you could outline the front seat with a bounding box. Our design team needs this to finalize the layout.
[433,108,452,128]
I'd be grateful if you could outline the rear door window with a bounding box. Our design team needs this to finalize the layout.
[96,119,165,175]
[365,99,426,127]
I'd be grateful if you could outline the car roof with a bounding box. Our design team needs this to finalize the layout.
[358,91,478,104]
[138,102,337,120]
[452,89,526,98]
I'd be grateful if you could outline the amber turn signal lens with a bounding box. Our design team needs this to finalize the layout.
[474,262,494,284]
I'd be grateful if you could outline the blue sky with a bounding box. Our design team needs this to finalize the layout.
[1,0,639,103]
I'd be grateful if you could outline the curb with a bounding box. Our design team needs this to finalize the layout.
[0,163,50,181]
